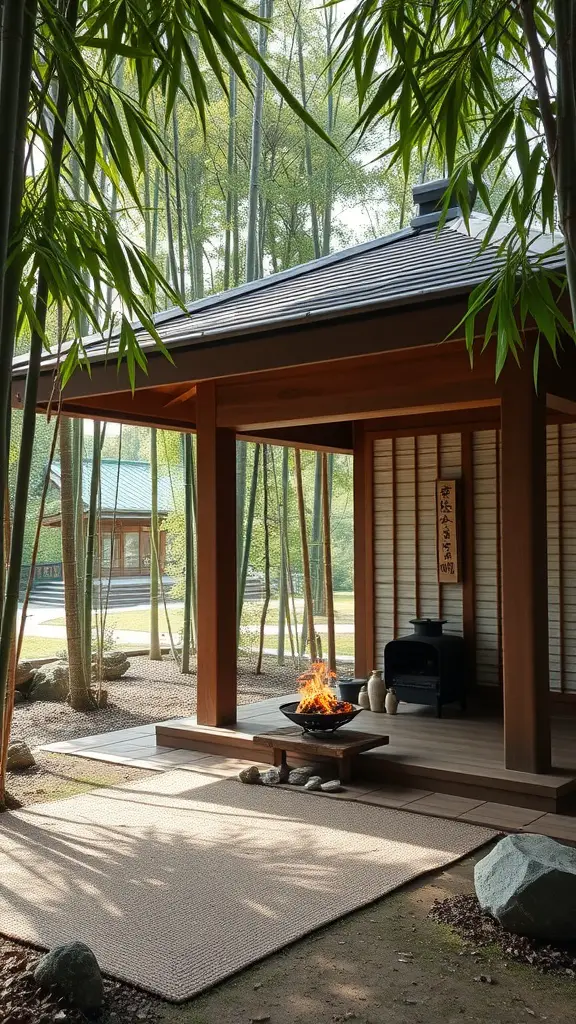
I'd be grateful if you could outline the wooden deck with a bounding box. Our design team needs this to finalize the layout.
[156,697,576,814]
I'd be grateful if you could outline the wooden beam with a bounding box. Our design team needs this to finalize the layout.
[353,423,375,677]
[195,380,237,726]
[19,296,476,405]
[216,342,500,431]
[500,360,551,773]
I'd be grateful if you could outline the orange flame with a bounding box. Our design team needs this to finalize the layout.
[295,661,353,714]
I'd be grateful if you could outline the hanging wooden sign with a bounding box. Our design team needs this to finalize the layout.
[436,479,460,583]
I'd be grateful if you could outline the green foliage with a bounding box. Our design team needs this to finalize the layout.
[335,0,576,372]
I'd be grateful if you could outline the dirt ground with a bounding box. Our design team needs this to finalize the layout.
[159,850,575,1024]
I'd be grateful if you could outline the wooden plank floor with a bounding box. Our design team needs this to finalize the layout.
[156,696,576,813]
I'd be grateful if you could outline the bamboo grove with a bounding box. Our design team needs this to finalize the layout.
[3,0,576,810]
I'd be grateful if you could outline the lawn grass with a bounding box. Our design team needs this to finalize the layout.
[42,593,356,659]
[45,591,355,633]
[20,636,68,659]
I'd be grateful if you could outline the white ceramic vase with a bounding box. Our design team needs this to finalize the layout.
[367,669,386,713]
[357,685,371,710]
[385,689,398,715]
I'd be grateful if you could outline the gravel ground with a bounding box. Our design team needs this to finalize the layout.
[430,892,576,976]
[12,653,301,749]
[6,652,321,808]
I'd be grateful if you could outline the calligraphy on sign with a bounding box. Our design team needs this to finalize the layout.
[436,479,460,584]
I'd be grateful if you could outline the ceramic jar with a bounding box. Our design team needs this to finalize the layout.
[385,689,399,715]
[367,668,386,712]
[357,685,370,710]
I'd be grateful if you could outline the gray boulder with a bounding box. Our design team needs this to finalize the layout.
[34,941,103,1011]
[7,740,35,772]
[304,775,323,791]
[92,651,130,681]
[475,833,576,940]
[261,767,282,786]
[29,661,69,702]
[15,661,34,691]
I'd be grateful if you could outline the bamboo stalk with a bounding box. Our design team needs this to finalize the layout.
[294,448,317,662]
[321,453,336,671]
[256,445,271,674]
[149,427,161,659]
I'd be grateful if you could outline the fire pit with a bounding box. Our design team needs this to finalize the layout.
[280,662,362,733]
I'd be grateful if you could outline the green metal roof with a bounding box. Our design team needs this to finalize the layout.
[50,459,175,517]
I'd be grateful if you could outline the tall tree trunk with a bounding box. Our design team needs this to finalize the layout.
[245,0,272,282]
[0,0,80,745]
[294,448,317,662]
[164,163,179,292]
[311,452,324,614]
[297,20,321,258]
[60,416,92,710]
[0,0,36,626]
[321,453,336,671]
[223,67,237,291]
[321,5,335,255]
[72,417,85,646]
[1,412,61,796]
[84,420,102,682]
[277,446,289,665]
[237,444,260,637]
[151,165,160,261]
[149,427,161,660]
[172,105,186,299]
[256,445,270,674]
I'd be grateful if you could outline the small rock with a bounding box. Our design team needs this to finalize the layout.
[288,766,315,785]
[261,767,282,786]
[249,1016,270,1023]
[238,765,262,785]
[321,779,342,792]
[473,974,494,984]
[34,941,103,1011]
[54,1014,67,1022]
[7,740,35,772]
[304,775,323,791]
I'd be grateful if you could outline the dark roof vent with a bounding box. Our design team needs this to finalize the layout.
[411,178,476,229]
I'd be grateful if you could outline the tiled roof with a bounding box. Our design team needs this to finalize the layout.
[12,214,564,377]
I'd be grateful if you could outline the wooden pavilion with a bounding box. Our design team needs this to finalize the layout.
[43,459,172,577]
[12,179,576,812]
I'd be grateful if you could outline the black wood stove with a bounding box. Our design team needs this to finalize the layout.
[384,618,466,717]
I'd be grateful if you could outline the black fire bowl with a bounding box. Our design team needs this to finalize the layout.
[279,701,363,734]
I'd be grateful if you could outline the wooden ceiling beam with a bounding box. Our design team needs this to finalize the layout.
[216,341,500,430]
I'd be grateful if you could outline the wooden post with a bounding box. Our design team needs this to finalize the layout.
[196,381,237,726]
[500,364,551,773]
[353,423,375,678]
